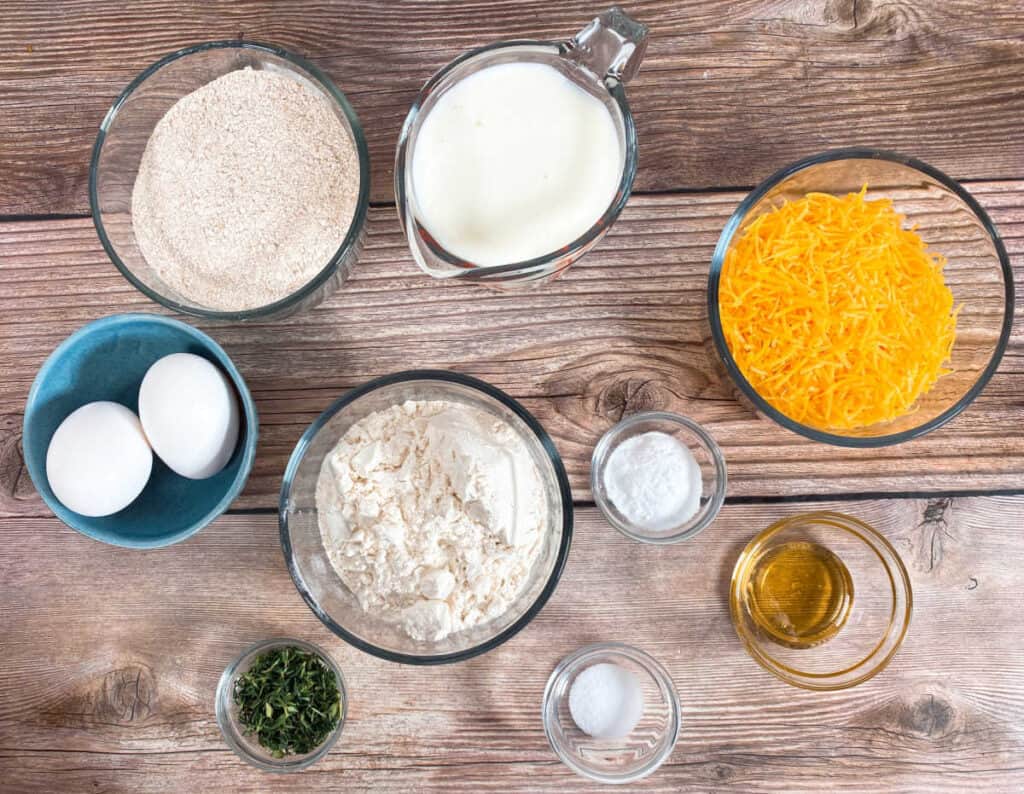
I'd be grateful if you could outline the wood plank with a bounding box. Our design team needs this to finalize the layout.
[1,0,1023,214]
[1,498,1021,792]
[2,182,1023,515]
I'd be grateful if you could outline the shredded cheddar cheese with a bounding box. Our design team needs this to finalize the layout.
[718,188,959,431]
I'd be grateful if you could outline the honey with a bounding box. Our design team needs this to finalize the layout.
[744,541,853,649]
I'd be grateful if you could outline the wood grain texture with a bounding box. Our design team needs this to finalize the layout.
[1,0,1024,214]
[0,499,1021,792]
[3,3,1023,792]
[2,182,1023,515]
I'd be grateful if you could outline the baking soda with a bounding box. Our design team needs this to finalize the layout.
[603,431,702,531]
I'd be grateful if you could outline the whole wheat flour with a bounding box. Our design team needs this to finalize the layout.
[315,400,548,642]
[131,67,359,311]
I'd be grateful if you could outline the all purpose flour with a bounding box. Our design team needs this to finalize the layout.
[131,68,360,312]
[315,400,548,642]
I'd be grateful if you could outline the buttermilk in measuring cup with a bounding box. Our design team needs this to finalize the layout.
[398,8,648,283]
[411,61,621,266]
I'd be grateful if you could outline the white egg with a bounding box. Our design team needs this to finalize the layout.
[46,401,153,517]
[138,353,240,479]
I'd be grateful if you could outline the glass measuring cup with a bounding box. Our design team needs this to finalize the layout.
[394,7,648,287]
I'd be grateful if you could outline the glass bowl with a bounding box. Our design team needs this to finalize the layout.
[707,148,1013,447]
[215,638,346,772]
[591,412,727,544]
[90,40,370,321]
[542,642,681,784]
[279,370,573,665]
[729,511,912,691]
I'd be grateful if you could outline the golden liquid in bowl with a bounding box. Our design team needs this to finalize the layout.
[744,541,854,649]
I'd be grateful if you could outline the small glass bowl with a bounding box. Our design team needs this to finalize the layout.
[215,638,347,772]
[90,41,370,321]
[542,643,681,784]
[591,412,727,544]
[729,512,913,691]
[707,148,1013,446]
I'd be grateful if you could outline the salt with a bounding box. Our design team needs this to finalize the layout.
[603,431,702,531]
[568,663,644,739]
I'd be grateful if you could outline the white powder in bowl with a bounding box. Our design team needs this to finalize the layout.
[603,431,702,531]
[315,400,548,642]
[569,662,644,739]
[131,68,360,312]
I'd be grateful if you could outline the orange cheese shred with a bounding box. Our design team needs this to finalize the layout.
[718,188,959,431]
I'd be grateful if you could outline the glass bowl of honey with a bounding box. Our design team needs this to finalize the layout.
[729,511,912,691]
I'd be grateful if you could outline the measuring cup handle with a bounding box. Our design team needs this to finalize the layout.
[564,6,649,85]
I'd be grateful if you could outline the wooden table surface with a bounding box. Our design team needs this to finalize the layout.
[1,2,1022,792]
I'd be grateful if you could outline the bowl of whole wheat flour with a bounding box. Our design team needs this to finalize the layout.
[279,370,574,664]
[90,41,370,321]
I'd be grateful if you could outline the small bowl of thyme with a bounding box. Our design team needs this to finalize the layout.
[215,638,346,771]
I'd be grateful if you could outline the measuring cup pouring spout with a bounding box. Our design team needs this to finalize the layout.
[395,7,649,287]
[563,6,649,87]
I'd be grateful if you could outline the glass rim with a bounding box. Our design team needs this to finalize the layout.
[393,39,638,281]
[590,411,728,544]
[728,511,913,691]
[278,369,575,665]
[215,637,347,772]
[88,39,371,321]
[541,641,682,784]
[706,146,1015,448]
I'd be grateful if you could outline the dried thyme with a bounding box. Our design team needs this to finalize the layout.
[233,645,342,757]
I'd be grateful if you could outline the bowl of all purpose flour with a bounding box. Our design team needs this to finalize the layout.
[90,41,370,320]
[279,371,573,664]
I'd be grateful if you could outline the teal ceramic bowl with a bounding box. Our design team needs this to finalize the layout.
[22,314,258,548]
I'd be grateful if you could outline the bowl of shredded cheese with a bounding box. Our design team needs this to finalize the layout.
[708,148,1013,446]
